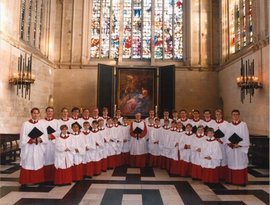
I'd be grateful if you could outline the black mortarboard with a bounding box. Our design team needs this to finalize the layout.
[47,126,56,134]
[134,127,143,134]
[228,133,243,144]
[204,126,209,133]
[71,121,82,129]
[192,126,197,133]
[118,121,122,125]
[214,129,225,138]
[28,127,43,139]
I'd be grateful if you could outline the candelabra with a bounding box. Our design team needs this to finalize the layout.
[236,58,262,103]
[9,54,35,100]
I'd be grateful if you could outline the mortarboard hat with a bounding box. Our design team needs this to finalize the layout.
[228,133,243,144]
[47,126,56,134]
[214,129,225,138]
[28,127,43,139]
[182,125,186,131]
[134,127,143,134]
[192,126,197,133]
[71,121,82,129]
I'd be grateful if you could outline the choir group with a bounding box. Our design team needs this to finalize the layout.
[19,106,250,186]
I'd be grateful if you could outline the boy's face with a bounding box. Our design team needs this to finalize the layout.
[98,120,104,127]
[149,110,155,117]
[207,131,214,137]
[164,121,169,126]
[92,123,98,128]
[83,110,90,117]
[176,122,183,129]
[172,112,178,118]
[215,111,222,120]
[72,110,79,117]
[61,127,68,134]
[103,110,108,116]
[171,123,176,128]
[163,112,169,118]
[197,128,204,135]
[107,119,113,125]
[83,123,90,130]
[93,109,99,116]
[155,120,160,126]
[186,125,192,132]
[135,113,141,120]
[231,112,240,122]
[72,125,80,132]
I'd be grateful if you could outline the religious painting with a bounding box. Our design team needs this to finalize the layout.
[116,68,157,117]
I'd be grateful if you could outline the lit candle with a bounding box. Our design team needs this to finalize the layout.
[155,105,157,114]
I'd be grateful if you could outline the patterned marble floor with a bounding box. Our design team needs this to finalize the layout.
[0,163,269,205]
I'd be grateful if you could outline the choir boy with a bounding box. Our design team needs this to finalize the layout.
[41,107,58,182]
[159,119,171,169]
[225,110,250,186]
[112,117,123,166]
[54,125,74,185]
[172,110,179,122]
[105,118,117,169]
[91,120,104,175]
[70,107,81,126]
[115,109,124,125]
[148,118,162,167]
[98,118,108,171]
[19,108,48,185]
[179,123,194,177]
[190,125,206,180]
[120,117,131,165]
[130,112,148,167]
[201,128,222,183]
[70,122,85,181]
[101,107,110,125]
[79,108,91,128]
[89,108,101,125]
[213,109,229,180]
[81,121,91,176]
[145,110,155,125]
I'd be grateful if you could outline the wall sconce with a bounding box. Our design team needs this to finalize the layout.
[236,58,262,103]
[9,54,35,100]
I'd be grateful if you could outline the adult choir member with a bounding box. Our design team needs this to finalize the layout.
[225,110,250,186]
[19,108,47,185]
[129,112,148,167]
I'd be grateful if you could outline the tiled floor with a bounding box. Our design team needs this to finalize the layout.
[0,163,269,205]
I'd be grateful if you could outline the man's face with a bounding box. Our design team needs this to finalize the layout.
[72,110,79,117]
[215,111,222,120]
[83,110,90,118]
[46,108,54,118]
[204,111,211,119]
[231,112,240,122]
[180,111,187,119]
[93,109,99,116]
[31,110,40,120]
[61,109,69,118]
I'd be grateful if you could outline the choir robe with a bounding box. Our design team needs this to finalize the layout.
[105,126,118,169]
[190,118,203,129]
[84,130,97,177]
[190,134,207,180]
[160,118,172,126]
[178,132,194,176]
[89,116,101,125]
[40,118,58,182]
[201,138,222,183]
[92,129,104,175]
[129,120,148,167]
[179,118,191,127]
[169,129,183,175]
[112,125,124,166]
[19,120,48,185]
[201,119,216,130]
[71,132,86,181]
[159,126,171,169]
[120,124,131,165]
[213,120,229,179]
[69,117,81,129]
[54,133,74,185]
[58,118,72,132]
[146,124,154,160]
[225,121,250,185]
[98,127,108,171]
[148,125,162,167]
[79,117,91,128]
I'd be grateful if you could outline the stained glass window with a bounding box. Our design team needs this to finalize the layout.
[20,0,44,49]
[229,0,253,54]
[90,0,184,60]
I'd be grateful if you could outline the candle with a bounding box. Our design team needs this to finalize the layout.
[241,58,244,76]
[155,105,157,114]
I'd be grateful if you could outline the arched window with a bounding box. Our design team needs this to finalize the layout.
[229,0,253,54]
[90,0,184,60]
[20,0,44,49]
